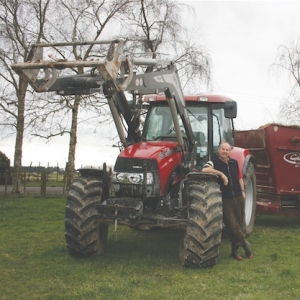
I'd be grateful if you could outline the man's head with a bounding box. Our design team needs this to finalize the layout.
[218,141,231,161]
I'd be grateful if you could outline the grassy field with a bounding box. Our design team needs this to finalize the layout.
[0,196,300,300]
[22,172,66,188]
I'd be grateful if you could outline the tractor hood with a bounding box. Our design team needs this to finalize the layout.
[118,141,182,162]
[115,141,184,196]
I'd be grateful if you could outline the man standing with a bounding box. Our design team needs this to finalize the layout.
[202,141,253,260]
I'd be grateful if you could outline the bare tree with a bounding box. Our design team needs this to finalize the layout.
[1,0,211,193]
[0,0,52,193]
[273,40,300,125]
[0,0,135,191]
[29,0,135,187]
[121,0,211,91]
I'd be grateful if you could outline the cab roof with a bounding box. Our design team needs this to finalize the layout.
[143,94,235,103]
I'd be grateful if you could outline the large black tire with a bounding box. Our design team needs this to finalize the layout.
[65,176,108,257]
[244,161,256,235]
[180,174,223,268]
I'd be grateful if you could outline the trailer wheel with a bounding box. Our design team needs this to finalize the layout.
[65,176,108,257]
[180,174,223,268]
[244,161,256,235]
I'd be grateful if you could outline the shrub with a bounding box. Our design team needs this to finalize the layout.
[0,150,12,184]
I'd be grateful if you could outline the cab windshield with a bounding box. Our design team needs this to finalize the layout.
[144,104,233,167]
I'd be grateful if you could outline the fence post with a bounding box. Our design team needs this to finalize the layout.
[23,171,26,193]
[63,162,68,195]
[37,162,41,182]
[41,170,47,198]
[47,162,49,181]
[4,170,8,195]
[56,163,59,182]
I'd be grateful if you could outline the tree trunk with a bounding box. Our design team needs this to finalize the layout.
[65,95,81,189]
[11,79,27,194]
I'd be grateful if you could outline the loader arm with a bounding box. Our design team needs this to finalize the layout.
[11,39,195,167]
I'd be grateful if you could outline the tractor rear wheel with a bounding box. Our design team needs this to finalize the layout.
[244,161,256,235]
[180,174,223,268]
[65,176,108,257]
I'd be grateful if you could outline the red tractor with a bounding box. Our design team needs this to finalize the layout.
[12,39,256,268]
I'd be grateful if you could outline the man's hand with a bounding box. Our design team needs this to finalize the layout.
[220,173,228,186]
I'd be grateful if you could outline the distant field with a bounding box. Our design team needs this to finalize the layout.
[22,172,66,187]
[1,196,300,300]
[1,172,68,192]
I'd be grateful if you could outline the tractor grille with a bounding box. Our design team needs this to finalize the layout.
[115,183,143,197]
[113,157,160,198]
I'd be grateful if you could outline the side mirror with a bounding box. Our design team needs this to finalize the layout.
[224,101,237,119]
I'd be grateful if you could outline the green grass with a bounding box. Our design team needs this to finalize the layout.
[1,196,300,300]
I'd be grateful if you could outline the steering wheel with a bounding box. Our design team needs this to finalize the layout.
[154,135,176,141]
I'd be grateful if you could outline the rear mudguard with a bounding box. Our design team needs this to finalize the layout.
[230,146,256,175]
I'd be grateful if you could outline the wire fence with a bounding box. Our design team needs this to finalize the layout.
[0,164,70,197]
[1,162,110,197]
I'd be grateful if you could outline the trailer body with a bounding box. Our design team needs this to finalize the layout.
[234,123,300,216]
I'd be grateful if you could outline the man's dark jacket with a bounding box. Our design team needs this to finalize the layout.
[204,157,242,198]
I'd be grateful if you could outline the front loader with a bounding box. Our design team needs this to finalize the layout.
[12,39,255,268]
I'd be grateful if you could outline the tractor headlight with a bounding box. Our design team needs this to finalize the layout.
[146,172,154,184]
[128,173,143,184]
[113,172,154,185]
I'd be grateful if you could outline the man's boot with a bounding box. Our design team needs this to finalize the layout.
[231,243,242,260]
[241,240,253,259]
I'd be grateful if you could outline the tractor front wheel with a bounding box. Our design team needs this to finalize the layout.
[65,176,108,257]
[180,173,223,268]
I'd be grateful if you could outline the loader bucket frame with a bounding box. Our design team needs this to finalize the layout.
[11,38,195,168]
[11,39,171,93]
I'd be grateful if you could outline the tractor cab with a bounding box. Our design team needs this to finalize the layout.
[143,94,237,169]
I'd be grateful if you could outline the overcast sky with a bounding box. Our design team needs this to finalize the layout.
[2,1,300,168]
[186,0,300,129]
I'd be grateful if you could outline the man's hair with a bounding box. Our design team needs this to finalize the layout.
[218,141,231,149]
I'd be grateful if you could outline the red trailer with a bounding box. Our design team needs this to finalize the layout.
[234,123,300,216]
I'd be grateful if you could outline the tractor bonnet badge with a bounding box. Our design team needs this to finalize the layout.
[135,78,143,86]
[283,152,300,165]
